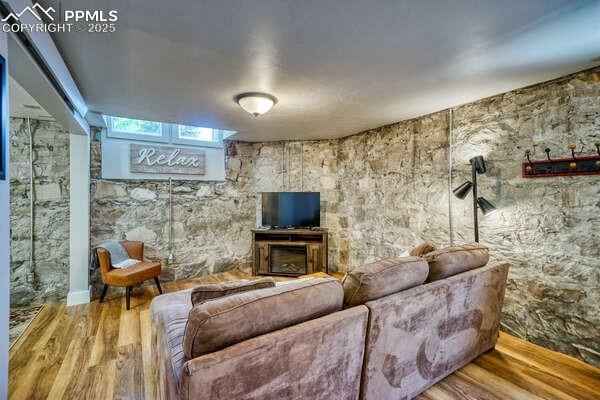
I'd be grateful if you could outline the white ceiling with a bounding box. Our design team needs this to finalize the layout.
[40,0,600,141]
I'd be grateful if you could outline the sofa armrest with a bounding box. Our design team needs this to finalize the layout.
[179,306,369,400]
[360,261,509,400]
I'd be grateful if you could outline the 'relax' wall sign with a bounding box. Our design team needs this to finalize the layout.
[130,144,205,175]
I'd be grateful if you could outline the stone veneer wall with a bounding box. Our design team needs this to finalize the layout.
[334,67,600,366]
[89,66,599,365]
[450,69,600,366]
[9,118,70,306]
[336,112,452,266]
[89,134,341,293]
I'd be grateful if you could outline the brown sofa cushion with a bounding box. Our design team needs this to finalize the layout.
[409,241,437,257]
[342,257,429,306]
[424,243,489,281]
[183,277,343,359]
[190,277,275,306]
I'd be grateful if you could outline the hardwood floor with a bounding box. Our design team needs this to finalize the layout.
[9,268,600,399]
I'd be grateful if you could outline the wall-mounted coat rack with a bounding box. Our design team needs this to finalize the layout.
[522,143,600,178]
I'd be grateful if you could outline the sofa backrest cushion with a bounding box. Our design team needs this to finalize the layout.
[190,277,275,306]
[342,257,429,306]
[424,243,489,281]
[183,277,343,359]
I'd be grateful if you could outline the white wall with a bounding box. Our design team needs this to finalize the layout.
[101,135,226,181]
[0,29,9,400]
[67,133,90,306]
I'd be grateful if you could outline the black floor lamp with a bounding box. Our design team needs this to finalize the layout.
[453,156,496,242]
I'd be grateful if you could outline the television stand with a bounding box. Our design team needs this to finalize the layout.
[252,228,328,277]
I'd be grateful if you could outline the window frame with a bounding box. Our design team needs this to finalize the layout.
[104,116,233,148]
[105,116,170,143]
[171,126,228,148]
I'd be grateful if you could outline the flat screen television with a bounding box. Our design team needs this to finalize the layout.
[261,192,320,228]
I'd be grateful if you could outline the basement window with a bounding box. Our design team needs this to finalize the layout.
[106,116,169,143]
[104,116,235,148]
[179,125,213,141]
[173,124,234,147]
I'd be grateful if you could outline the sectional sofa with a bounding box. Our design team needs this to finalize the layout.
[151,243,509,399]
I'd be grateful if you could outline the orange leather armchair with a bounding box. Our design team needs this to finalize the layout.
[96,241,162,310]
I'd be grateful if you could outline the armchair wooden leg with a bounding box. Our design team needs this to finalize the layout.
[100,284,109,303]
[154,277,163,294]
[126,286,132,310]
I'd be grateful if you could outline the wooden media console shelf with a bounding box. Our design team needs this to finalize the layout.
[252,228,328,277]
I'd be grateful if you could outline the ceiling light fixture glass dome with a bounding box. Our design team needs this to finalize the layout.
[234,92,278,117]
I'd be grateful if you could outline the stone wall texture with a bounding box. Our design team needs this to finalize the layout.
[9,118,70,306]
[334,68,600,367]
[450,69,600,367]
[89,135,341,294]
[90,67,599,366]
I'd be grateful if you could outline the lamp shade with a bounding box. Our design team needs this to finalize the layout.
[470,155,486,174]
[453,181,473,199]
[477,197,496,215]
[234,92,278,117]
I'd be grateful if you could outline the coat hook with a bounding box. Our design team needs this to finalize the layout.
[569,143,577,160]
[523,142,600,178]
[524,149,533,173]
[568,144,577,170]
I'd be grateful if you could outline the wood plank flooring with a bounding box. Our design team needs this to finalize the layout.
[9,268,600,399]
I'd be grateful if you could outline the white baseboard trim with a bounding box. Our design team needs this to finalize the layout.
[67,287,91,306]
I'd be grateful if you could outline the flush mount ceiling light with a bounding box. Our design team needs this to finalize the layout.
[234,92,278,117]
